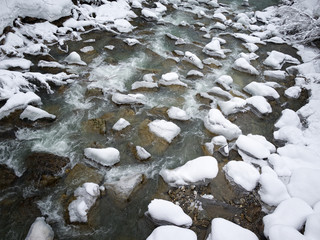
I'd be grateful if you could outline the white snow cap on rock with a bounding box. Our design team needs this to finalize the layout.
[136,146,151,160]
[167,106,190,121]
[183,51,203,69]
[236,134,275,159]
[84,147,120,167]
[64,52,86,66]
[146,225,197,240]
[159,72,187,87]
[148,119,181,143]
[275,109,301,129]
[246,96,272,115]
[264,70,288,80]
[268,225,306,240]
[204,109,242,140]
[147,199,192,227]
[114,19,134,33]
[263,50,300,70]
[203,39,227,58]
[305,213,320,240]
[233,57,259,75]
[20,105,56,121]
[25,217,54,240]
[112,93,145,105]
[218,97,246,116]
[160,156,218,186]
[215,75,233,91]
[223,160,260,191]
[207,218,258,240]
[244,82,280,100]
[112,118,130,131]
[263,197,314,237]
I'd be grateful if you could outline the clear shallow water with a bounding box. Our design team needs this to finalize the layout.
[0,0,306,239]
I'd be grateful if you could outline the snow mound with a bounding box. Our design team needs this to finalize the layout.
[146,225,197,240]
[160,156,218,186]
[204,109,242,140]
[183,51,203,69]
[263,50,300,70]
[305,213,320,240]
[167,107,190,121]
[233,58,259,75]
[244,82,280,100]
[84,147,120,167]
[275,109,301,129]
[268,225,306,240]
[207,218,258,240]
[68,182,101,223]
[285,86,301,99]
[147,199,192,227]
[148,119,181,143]
[20,105,56,121]
[25,217,54,240]
[64,52,87,66]
[263,198,313,237]
[246,96,272,115]
[112,118,130,131]
[223,160,260,191]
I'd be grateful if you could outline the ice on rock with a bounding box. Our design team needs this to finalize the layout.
[84,147,120,167]
[215,75,233,91]
[207,218,258,240]
[148,119,181,143]
[112,118,130,131]
[183,51,203,69]
[20,105,56,121]
[159,72,187,87]
[136,146,151,160]
[123,38,140,46]
[147,199,192,227]
[246,96,272,115]
[68,182,101,223]
[146,225,197,240]
[233,57,259,75]
[112,93,145,105]
[268,225,306,240]
[187,70,204,78]
[258,166,290,206]
[263,198,314,237]
[218,97,247,115]
[167,107,190,121]
[0,92,41,120]
[285,86,301,99]
[223,160,260,191]
[114,19,134,33]
[287,168,320,207]
[304,213,320,240]
[244,82,280,100]
[263,50,300,70]
[264,70,288,80]
[242,43,259,53]
[0,58,32,70]
[25,217,54,240]
[233,33,265,44]
[160,156,218,186]
[204,109,242,140]
[236,134,274,159]
[64,52,86,66]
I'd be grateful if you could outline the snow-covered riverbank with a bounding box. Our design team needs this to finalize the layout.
[0,0,320,239]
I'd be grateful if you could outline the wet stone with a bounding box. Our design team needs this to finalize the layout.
[0,164,18,190]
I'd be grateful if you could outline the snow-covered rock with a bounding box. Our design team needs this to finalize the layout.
[131,81,158,90]
[264,70,288,80]
[38,60,66,69]
[160,156,218,186]
[203,39,228,58]
[242,43,259,52]
[20,105,56,121]
[146,225,197,240]
[263,50,300,70]
[183,51,203,69]
[204,109,242,140]
[208,87,232,100]
[0,58,32,70]
[148,119,181,143]
[215,75,233,91]
[304,213,320,240]
[80,46,94,53]
[64,52,86,66]
[285,86,301,99]
[263,198,313,237]
[207,218,258,240]
[275,109,301,129]
[167,107,190,121]
[159,72,187,87]
[136,146,151,160]
[244,82,280,100]
[268,225,306,240]
[124,38,140,46]
[114,19,134,33]
[224,160,260,191]
[218,97,247,115]
[147,199,192,227]
[213,12,227,22]
[233,58,259,75]
[84,147,120,167]
[25,217,54,240]
[187,70,204,78]
[112,118,130,131]
[112,93,145,105]
[233,33,265,44]
[246,96,272,115]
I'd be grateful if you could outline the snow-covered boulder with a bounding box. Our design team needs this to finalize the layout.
[215,75,233,91]
[236,134,275,159]
[159,72,187,87]
[218,97,247,115]
[285,86,301,99]
[233,33,265,44]
[0,58,33,70]
[263,50,300,70]
[242,43,259,52]
[187,70,204,78]
[112,118,130,131]
[84,147,120,167]
[305,213,320,240]
[114,19,134,33]
[183,51,203,69]
[68,182,101,223]
[148,119,181,143]
[264,70,288,80]
[160,156,218,186]
[204,109,242,140]
[246,96,272,115]
[233,58,259,75]
[205,135,228,155]
[25,217,54,240]
[64,52,86,66]
[132,81,158,90]
[263,198,314,237]
[20,105,56,121]
[223,160,260,191]
[146,225,197,240]
[147,199,192,227]
[258,166,290,206]
[136,146,151,160]
[207,218,258,240]
[112,93,145,105]
[213,12,227,22]
[203,39,227,58]
[244,82,280,100]
[208,87,232,100]
[275,109,301,129]
[167,107,190,121]
[123,38,140,46]
[268,225,306,240]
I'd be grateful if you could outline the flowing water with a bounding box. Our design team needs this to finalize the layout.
[0,0,310,239]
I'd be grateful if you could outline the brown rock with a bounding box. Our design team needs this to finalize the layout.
[0,164,18,190]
